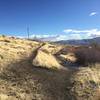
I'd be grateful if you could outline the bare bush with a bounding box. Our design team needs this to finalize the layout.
[74,46,100,66]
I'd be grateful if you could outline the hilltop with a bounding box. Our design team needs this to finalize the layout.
[0,35,100,100]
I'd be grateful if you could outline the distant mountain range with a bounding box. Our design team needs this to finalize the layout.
[54,37,100,45]
[31,35,100,45]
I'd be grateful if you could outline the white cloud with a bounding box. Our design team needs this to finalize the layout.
[63,29,92,33]
[16,28,100,41]
[30,34,60,41]
[30,33,82,41]
[68,34,82,40]
[52,34,81,41]
[30,34,56,38]
[89,12,98,16]
[63,28,100,39]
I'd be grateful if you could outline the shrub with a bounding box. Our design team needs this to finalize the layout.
[90,41,100,49]
[0,54,4,59]
[74,46,100,66]
[4,39,10,43]
[1,34,6,37]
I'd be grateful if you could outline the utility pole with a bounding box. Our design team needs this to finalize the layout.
[27,27,30,39]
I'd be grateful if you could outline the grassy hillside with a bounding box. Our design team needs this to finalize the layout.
[0,35,100,100]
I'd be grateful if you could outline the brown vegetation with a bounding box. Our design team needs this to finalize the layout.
[74,46,100,66]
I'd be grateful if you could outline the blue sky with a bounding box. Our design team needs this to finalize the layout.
[0,0,100,40]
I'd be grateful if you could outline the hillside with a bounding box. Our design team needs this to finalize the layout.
[54,37,100,45]
[0,35,100,100]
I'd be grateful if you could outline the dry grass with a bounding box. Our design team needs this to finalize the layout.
[32,50,63,70]
[0,35,100,100]
[59,53,77,63]
[69,64,100,100]
[0,35,69,100]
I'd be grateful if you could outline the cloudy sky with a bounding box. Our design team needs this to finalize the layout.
[0,0,100,40]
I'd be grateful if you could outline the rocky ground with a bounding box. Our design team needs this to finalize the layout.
[0,35,100,100]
